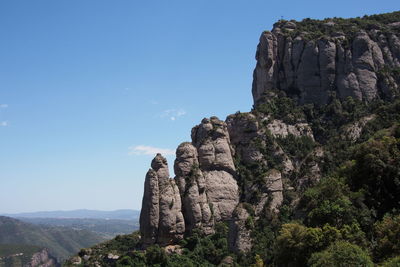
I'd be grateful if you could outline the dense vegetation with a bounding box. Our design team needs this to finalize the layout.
[274,11,400,40]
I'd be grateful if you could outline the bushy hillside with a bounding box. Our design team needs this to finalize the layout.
[17,217,139,238]
[0,244,51,267]
[0,216,106,262]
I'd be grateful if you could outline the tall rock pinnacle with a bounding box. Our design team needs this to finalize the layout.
[139,153,185,247]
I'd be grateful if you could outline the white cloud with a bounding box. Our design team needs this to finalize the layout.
[0,104,8,109]
[160,108,186,121]
[128,145,175,156]
[0,121,8,127]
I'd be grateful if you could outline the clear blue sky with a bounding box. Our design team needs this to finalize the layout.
[0,0,397,213]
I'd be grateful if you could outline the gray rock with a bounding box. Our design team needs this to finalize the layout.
[252,27,400,106]
[342,115,376,142]
[266,119,314,139]
[191,117,239,222]
[174,142,214,234]
[140,154,185,247]
[229,204,252,253]
[254,169,283,215]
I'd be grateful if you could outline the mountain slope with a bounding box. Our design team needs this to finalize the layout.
[0,244,58,267]
[0,216,106,262]
[16,217,138,238]
[66,11,400,267]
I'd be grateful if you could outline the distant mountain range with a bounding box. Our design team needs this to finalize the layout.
[2,209,140,220]
[0,216,106,261]
[18,217,139,238]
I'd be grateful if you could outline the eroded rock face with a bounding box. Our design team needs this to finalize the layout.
[267,119,314,139]
[27,249,57,267]
[140,112,321,252]
[229,204,252,253]
[254,169,283,215]
[190,117,240,222]
[342,114,376,142]
[252,25,400,105]
[174,142,214,235]
[140,154,185,247]
[141,118,240,244]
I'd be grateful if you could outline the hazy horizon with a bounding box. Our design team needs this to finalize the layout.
[1,0,398,213]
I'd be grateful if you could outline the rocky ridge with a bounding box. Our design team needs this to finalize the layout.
[252,14,400,105]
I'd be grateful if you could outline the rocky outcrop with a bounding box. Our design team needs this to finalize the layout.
[140,118,240,245]
[174,142,214,235]
[342,114,376,142]
[190,117,239,223]
[26,249,57,267]
[139,113,315,251]
[266,119,314,139]
[229,204,253,253]
[140,154,185,247]
[252,21,400,105]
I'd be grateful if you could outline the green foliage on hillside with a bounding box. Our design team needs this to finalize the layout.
[308,241,373,267]
[65,224,233,267]
[18,217,139,238]
[275,11,400,40]
[0,244,44,267]
[0,216,106,262]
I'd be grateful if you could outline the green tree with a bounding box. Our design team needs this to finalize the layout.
[374,214,400,261]
[274,223,324,266]
[145,245,168,266]
[308,241,373,267]
[381,256,400,267]
[300,177,358,228]
[346,137,400,218]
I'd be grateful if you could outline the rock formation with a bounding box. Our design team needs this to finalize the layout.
[27,249,58,267]
[141,118,240,247]
[140,154,185,246]
[252,21,400,105]
[139,13,400,253]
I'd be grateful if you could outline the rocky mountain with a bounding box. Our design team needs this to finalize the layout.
[67,11,400,266]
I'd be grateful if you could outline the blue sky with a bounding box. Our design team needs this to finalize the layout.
[0,0,398,213]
